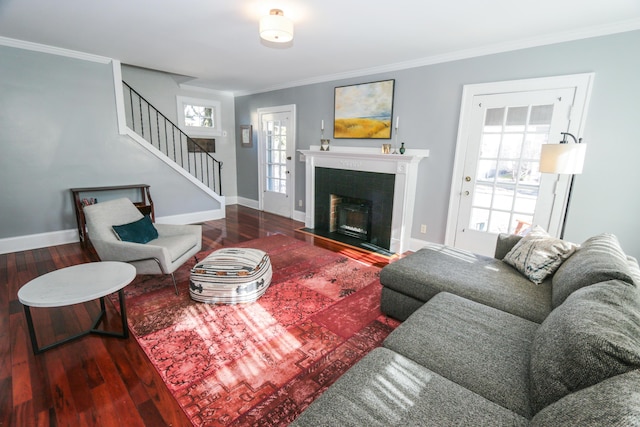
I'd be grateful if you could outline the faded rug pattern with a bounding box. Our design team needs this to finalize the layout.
[120,234,399,426]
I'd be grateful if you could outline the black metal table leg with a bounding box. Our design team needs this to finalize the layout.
[24,290,129,355]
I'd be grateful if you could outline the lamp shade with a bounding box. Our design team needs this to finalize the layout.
[260,9,293,43]
[539,143,587,174]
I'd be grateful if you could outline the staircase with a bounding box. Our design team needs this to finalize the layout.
[121,81,223,196]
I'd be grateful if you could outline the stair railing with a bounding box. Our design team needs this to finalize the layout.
[122,81,223,196]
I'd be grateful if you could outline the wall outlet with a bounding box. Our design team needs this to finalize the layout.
[420,224,427,233]
[299,199,303,207]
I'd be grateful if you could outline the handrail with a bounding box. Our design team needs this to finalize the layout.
[122,81,223,196]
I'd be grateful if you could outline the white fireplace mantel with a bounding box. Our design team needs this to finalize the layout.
[300,146,429,254]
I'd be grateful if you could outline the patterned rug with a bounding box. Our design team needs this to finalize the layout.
[118,234,400,426]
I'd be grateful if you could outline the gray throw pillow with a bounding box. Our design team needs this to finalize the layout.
[552,233,635,308]
[504,226,577,284]
[529,280,640,414]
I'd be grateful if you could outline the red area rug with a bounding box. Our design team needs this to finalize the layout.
[119,234,400,426]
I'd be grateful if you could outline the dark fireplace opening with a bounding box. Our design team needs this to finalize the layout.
[330,195,372,241]
[307,167,396,255]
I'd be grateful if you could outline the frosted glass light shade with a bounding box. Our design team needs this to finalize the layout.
[539,143,587,174]
[260,9,293,43]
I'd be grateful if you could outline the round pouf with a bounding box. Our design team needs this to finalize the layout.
[189,248,272,304]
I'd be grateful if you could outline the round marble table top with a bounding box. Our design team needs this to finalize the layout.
[18,261,136,308]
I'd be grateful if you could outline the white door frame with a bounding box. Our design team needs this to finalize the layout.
[445,73,595,246]
[257,104,297,216]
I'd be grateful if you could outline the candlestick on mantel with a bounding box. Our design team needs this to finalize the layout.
[395,116,399,130]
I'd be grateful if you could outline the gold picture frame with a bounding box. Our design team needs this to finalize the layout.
[240,125,253,147]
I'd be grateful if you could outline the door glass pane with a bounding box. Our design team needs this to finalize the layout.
[480,134,500,158]
[505,106,528,132]
[264,118,287,195]
[470,208,490,231]
[514,187,538,214]
[484,108,505,132]
[470,102,555,234]
[472,184,493,209]
[477,159,497,181]
[492,185,514,211]
[499,134,523,159]
[488,211,510,233]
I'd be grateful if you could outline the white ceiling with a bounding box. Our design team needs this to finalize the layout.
[1,0,640,95]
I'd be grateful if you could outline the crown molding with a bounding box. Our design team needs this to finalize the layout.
[0,36,112,64]
[234,20,640,96]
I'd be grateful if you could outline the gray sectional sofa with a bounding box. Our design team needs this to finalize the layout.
[292,233,640,426]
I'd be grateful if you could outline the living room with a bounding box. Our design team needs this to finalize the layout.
[1,4,639,259]
[1,1,640,425]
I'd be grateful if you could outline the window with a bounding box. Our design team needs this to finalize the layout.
[176,96,221,136]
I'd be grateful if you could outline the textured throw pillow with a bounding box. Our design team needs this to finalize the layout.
[552,233,635,308]
[503,225,577,284]
[529,280,640,414]
[112,215,158,244]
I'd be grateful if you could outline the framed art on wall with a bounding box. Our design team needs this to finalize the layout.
[188,138,215,153]
[334,79,395,139]
[240,125,253,147]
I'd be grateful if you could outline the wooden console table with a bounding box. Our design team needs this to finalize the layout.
[71,184,154,246]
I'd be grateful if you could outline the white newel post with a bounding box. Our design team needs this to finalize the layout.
[299,146,428,254]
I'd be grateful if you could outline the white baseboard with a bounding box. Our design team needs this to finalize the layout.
[236,197,260,210]
[292,210,306,223]
[0,229,79,255]
[408,237,431,252]
[155,208,225,225]
[0,208,227,255]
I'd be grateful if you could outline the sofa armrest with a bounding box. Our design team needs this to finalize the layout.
[494,233,523,260]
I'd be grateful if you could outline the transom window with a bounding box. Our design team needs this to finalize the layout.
[176,96,221,136]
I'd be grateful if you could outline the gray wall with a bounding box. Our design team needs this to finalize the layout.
[235,30,640,258]
[0,45,219,240]
[121,65,238,199]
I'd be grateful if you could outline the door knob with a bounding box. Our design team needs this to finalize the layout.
[286,156,292,160]
[465,176,471,182]
[464,191,470,196]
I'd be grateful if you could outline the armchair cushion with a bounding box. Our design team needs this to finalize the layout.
[112,215,158,244]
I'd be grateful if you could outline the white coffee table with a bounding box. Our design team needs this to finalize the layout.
[18,261,136,354]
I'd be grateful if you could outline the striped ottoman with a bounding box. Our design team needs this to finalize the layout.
[189,248,272,304]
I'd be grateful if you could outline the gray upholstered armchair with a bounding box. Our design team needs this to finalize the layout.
[83,197,202,294]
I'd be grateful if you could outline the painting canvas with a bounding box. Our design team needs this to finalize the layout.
[334,79,395,139]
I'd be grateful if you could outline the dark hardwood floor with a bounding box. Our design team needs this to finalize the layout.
[1,205,392,426]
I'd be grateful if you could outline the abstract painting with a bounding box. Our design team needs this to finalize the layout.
[334,79,395,139]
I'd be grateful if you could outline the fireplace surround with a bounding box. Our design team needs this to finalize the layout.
[300,147,428,254]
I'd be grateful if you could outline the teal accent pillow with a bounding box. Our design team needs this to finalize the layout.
[112,215,158,244]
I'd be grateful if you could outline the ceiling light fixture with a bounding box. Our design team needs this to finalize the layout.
[259,9,294,43]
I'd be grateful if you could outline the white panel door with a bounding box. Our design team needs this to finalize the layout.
[259,108,295,218]
[453,88,575,255]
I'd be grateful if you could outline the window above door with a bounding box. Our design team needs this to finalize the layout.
[176,96,222,137]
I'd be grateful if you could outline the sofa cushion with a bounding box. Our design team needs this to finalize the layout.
[552,233,635,308]
[290,347,529,427]
[383,292,538,418]
[494,233,523,260]
[379,243,552,323]
[530,370,640,426]
[530,280,640,414]
[503,226,577,285]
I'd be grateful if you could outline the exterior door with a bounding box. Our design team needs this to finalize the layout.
[453,88,576,255]
[258,106,296,218]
